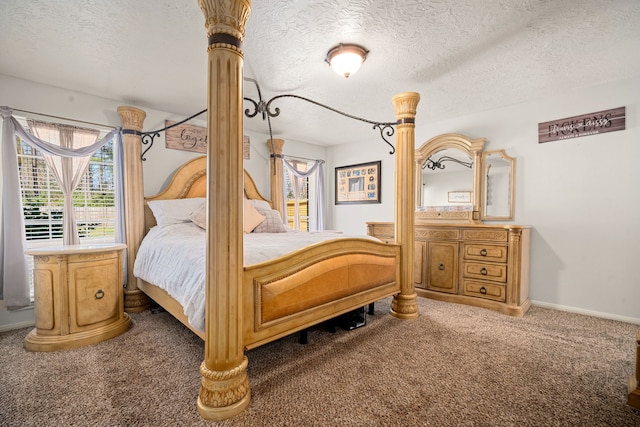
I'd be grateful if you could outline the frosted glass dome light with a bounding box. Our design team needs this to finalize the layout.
[326,44,369,78]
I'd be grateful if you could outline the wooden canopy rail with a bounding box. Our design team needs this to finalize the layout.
[117,0,420,420]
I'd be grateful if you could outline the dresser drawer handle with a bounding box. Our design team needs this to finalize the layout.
[480,286,487,294]
[480,249,488,256]
[480,267,488,275]
[95,289,105,299]
[438,263,445,270]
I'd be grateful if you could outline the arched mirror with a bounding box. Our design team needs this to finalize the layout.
[481,150,515,220]
[415,133,516,222]
[415,134,485,223]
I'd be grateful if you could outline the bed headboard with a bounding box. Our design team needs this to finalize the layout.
[144,156,271,231]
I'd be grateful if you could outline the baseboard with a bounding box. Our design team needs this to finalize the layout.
[531,300,640,325]
[0,301,35,333]
[0,319,35,333]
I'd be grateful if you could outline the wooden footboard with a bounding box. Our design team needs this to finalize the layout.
[242,238,401,349]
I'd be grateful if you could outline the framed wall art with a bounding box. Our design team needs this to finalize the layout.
[335,161,381,205]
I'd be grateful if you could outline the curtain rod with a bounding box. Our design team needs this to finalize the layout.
[271,153,325,163]
[10,107,116,130]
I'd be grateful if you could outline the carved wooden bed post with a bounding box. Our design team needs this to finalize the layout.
[197,0,252,420]
[117,106,151,313]
[267,138,285,216]
[391,92,420,319]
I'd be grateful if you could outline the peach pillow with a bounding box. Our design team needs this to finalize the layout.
[243,198,265,233]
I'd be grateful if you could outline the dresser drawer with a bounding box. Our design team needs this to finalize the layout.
[463,243,508,263]
[462,280,506,302]
[462,229,508,242]
[463,261,507,283]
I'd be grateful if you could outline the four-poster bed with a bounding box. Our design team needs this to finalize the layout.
[132,155,402,346]
[118,0,420,420]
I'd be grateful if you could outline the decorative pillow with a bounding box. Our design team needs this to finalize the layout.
[252,204,288,233]
[248,199,272,212]
[189,202,206,230]
[244,198,266,233]
[189,199,266,233]
[147,198,205,226]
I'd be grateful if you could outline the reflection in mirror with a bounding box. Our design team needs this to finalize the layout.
[482,150,515,220]
[422,148,473,207]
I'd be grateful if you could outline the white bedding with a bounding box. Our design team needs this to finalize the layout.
[133,222,377,332]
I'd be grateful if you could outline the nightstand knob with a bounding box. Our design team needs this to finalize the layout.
[438,263,445,270]
[480,268,488,275]
[480,248,488,256]
[95,289,105,299]
[480,286,487,294]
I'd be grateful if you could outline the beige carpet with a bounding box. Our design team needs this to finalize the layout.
[1,297,639,427]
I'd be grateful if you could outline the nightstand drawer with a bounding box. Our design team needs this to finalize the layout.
[69,257,120,331]
[463,243,508,263]
[462,280,506,302]
[463,261,507,283]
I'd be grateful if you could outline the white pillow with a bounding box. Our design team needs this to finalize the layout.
[147,198,205,226]
[189,202,206,229]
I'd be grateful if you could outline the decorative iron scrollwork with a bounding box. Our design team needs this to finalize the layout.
[423,155,473,170]
[138,78,399,160]
[258,92,399,154]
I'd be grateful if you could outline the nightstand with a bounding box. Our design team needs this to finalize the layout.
[24,243,131,351]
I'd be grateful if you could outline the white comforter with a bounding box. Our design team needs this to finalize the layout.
[133,222,376,332]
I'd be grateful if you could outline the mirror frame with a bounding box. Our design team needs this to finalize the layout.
[415,133,486,223]
[480,150,515,221]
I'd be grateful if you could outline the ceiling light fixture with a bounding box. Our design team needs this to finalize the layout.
[325,43,369,78]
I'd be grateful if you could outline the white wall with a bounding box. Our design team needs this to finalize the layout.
[329,76,640,323]
[327,139,398,234]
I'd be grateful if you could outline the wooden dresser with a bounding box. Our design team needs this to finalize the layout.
[24,243,131,351]
[367,222,531,316]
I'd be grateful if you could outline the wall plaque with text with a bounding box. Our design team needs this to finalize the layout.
[165,120,250,159]
[538,107,625,144]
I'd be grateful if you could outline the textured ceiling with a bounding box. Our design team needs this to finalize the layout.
[1,0,639,147]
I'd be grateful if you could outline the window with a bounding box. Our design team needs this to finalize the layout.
[17,122,116,243]
[284,161,310,231]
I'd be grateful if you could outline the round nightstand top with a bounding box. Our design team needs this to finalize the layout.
[25,242,127,256]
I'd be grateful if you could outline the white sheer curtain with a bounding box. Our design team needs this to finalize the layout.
[28,120,99,245]
[282,159,325,231]
[0,106,125,309]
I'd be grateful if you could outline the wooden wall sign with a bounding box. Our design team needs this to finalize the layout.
[165,120,207,153]
[242,135,250,160]
[538,107,625,144]
[165,120,250,159]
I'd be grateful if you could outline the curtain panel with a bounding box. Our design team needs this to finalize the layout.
[282,159,325,231]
